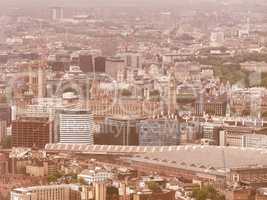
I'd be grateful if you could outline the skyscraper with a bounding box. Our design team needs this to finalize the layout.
[12,117,53,148]
[0,121,7,143]
[79,53,94,73]
[105,57,125,79]
[0,104,11,125]
[58,110,94,144]
[124,52,142,68]
[50,7,64,21]
[95,183,106,200]
[138,119,180,146]
[94,56,106,73]
[96,116,145,146]
[168,69,177,114]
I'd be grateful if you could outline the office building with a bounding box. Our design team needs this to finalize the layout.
[48,60,70,71]
[78,169,114,184]
[242,134,267,148]
[25,161,57,177]
[228,167,267,187]
[11,184,93,200]
[201,122,221,145]
[219,126,267,147]
[79,53,93,73]
[0,153,8,175]
[0,53,8,64]
[123,52,142,68]
[50,7,64,21]
[194,93,227,116]
[132,189,175,200]
[210,30,225,47]
[12,117,53,148]
[0,103,11,125]
[138,119,180,146]
[0,120,7,143]
[95,183,106,200]
[96,116,145,146]
[94,56,106,73]
[58,110,93,144]
[105,57,125,79]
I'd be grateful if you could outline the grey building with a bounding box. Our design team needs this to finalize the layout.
[138,119,180,146]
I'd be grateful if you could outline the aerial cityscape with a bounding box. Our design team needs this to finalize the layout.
[2,0,267,200]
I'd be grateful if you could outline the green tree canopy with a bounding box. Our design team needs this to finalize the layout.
[1,136,12,149]
[191,185,225,200]
[120,89,132,97]
[78,177,88,185]
[149,90,160,96]
[147,181,162,193]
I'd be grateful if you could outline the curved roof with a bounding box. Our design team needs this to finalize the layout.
[130,145,267,175]
[46,144,267,175]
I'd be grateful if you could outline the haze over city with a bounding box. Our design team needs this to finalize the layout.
[1,0,267,200]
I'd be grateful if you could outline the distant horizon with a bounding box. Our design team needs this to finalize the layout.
[0,0,266,17]
[0,0,265,8]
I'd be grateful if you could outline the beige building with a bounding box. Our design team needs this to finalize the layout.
[11,184,94,200]
[26,165,46,177]
[26,162,57,177]
[95,183,106,200]
[105,57,125,79]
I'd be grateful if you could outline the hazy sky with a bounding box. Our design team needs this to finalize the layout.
[0,0,265,15]
[0,0,254,7]
[0,0,263,7]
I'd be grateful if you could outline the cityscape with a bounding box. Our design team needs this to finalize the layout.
[2,0,267,199]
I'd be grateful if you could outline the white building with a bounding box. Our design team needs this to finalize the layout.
[78,169,113,184]
[242,134,267,149]
[51,7,64,21]
[58,110,93,144]
[210,30,225,47]
[11,184,93,200]
[122,52,143,68]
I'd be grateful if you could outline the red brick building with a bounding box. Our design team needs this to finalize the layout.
[12,117,53,148]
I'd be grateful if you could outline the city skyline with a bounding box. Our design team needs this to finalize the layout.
[1,0,267,200]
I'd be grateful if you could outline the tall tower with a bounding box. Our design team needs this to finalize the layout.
[168,69,177,114]
[28,65,34,95]
[38,66,45,98]
[246,10,251,35]
[50,7,64,21]
[95,183,107,200]
[226,100,231,118]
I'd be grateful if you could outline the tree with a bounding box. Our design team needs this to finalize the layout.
[1,136,12,149]
[262,111,267,118]
[191,185,225,200]
[107,186,119,200]
[47,171,64,183]
[120,89,132,97]
[0,95,7,103]
[78,177,88,185]
[68,173,78,183]
[147,182,162,193]
[149,90,160,96]
[47,175,57,183]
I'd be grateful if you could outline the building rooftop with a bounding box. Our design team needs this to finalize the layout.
[129,145,267,176]
[46,144,267,177]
